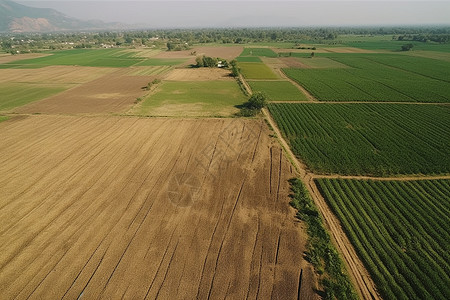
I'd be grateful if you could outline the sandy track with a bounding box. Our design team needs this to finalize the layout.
[263,109,381,300]
[0,115,316,300]
[15,70,154,114]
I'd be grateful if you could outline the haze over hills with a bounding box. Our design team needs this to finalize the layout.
[2,0,450,32]
[0,0,126,32]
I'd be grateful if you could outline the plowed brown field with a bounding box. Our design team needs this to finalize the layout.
[15,70,153,114]
[0,115,316,300]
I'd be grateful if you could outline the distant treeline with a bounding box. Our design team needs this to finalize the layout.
[1,26,449,53]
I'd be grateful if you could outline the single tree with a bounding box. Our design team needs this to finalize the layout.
[247,92,267,110]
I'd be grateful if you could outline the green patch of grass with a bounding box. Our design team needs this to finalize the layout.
[238,62,278,80]
[4,49,144,68]
[236,56,262,62]
[136,81,247,117]
[248,81,308,101]
[0,116,9,122]
[268,103,450,176]
[0,83,70,111]
[136,58,188,66]
[240,48,278,58]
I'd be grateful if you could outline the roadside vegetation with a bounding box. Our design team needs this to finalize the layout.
[289,178,357,300]
[316,178,450,300]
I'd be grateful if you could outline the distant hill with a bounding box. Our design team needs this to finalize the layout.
[0,0,127,32]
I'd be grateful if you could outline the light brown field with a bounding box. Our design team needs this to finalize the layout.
[163,68,233,81]
[278,57,311,69]
[0,53,50,64]
[153,46,243,61]
[15,70,154,114]
[0,65,115,84]
[193,46,244,60]
[153,50,193,59]
[0,115,316,300]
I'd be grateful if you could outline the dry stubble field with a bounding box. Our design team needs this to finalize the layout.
[0,115,316,299]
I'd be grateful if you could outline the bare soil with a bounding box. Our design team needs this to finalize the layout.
[15,70,154,114]
[192,46,244,60]
[278,57,312,69]
[0,66,115,84]
[0,115,317,300]
[0,53,50,64]
[163,68,233,81]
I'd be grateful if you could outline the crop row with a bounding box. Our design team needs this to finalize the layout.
[268,103,450,176]
[283,54,450,102]
[315,178,450,300]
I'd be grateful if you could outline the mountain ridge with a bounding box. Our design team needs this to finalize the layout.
[0,0,127,32]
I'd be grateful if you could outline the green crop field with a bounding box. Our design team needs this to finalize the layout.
[236,56,262,62]
[341,38,450,52]
[316,178,450,300]
[0,83,70,111]
[238,62,278,79]
[268,103,450,176]
[135,58,188,66]
[297,57,349,68]
[2,49,144,68]
[248,80,308,101]
[240,47,278,58]
[283,54,450,102]
[135,81,247,117]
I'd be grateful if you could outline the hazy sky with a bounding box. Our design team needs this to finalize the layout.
[19,1,450,27]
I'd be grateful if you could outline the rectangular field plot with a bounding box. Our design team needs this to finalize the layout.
[0,115,314,299]
[268,103,450,176]
[3,49,144,68]
[0,83,70,111]
[240,47,278,58]
[296,57,349,68]
[135,58,188,66]
[16,72,154,114]
[283,54,450,102]
[236,56,262,62]
[316,178,450,300]
[126,66,173,76]
[136,81,247,117]
[248,80,308,101]
[238,62,279,80]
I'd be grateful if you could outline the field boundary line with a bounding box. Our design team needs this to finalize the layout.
[269,100,450,105]
[312,174,450,181]
[262,108,381,300]
[278,69,317,102]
